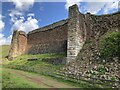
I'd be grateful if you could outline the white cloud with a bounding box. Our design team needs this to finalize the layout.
[9,0,39,33]
[9,10,23,23]
[0,33,6,45]
[0,15,6,45]
[81,2,107,14]
[11,15,39,33]
[0,20,5,32]
[11,0,35,11]
[65,0,119,14]
[9,0,35,23]
[0,14,5,32]
[0,33,12,45]
[0,14,12,45]
[6,0,39,37]
[81,1,118,14]
[27,13,35,17]
[102,1,119,14]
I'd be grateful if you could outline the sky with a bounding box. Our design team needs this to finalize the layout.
[0,0,119,45]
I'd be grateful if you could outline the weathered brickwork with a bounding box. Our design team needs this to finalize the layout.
[67,5,87,63]
[27,21,68,54]
[8,31,27,60]
[84,12,120,52]
[89,12,119,38]
[8,4,120,63]
[18,31,27,55]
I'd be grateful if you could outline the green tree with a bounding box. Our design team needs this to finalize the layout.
[99,31,120,60]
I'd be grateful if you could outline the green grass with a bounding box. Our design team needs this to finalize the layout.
[2,68,77,88]
[1,45,110,88]
[2,68,40,88]
[1,46,75,88]
[3,53,65,76]
[2,54,97,88]
[99,31,120,59]
[97,66,107,75]
[0,45,10,58]
[1,47,66,74]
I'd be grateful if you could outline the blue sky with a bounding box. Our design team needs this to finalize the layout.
[0,0,119,45]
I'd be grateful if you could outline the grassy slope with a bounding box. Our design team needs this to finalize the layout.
[1,46,92,88]
[2,68,76,88]
[2,45,106,88]
[1,44,65,76]
[2,68,40,88]
[1,45,65,74]
[3,53,65,74]
[1,45,77,88]
[0,45,10,58]
[0,45,103,89]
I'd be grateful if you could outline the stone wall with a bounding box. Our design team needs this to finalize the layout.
[27,20,68,55]
[77,11,120,62]
[17,31,27,55]
[67,4,86,62]
[8,30,27,59]
[85,12,120,41]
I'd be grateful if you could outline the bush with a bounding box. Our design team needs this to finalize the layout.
[99,31,120,60]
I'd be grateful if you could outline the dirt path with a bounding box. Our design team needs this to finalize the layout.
[7,68,76,88]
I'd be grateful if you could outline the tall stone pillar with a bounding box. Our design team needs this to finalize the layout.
[8,30,19,60]
[8,30,27,60]
[67,4,83,63]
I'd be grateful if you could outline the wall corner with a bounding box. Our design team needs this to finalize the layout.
[8,30,27,60]
[67,4,86,63]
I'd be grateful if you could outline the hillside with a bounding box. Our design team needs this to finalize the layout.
[0,45,10,58]
[2,46,81,88]
[56,31,120,88]
[2,45,98,88]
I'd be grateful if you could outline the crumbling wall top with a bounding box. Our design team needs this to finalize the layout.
[18,31,27,37]
[28,19,68,34]
[85,11,120,17]
[69,4,80,18]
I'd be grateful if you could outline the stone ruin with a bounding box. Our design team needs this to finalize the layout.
[8,4,120,63]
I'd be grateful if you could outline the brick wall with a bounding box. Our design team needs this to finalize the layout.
[67,4,86,62]
[18,31,27,55]
[8,31,27,59]
[27,22,68,55]
[85,12,120,40]
[77,12,120,62]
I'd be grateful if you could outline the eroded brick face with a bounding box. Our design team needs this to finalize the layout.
[18,32,27,55]
[8,31,27,59]
[27,23,68,54]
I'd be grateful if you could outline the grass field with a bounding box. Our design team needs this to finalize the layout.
[2,68,77,88]
[1,45,102,89]
[1,45,79,88]
[3,53,65,75]
[1,45,65,75]
[2,68,40,88]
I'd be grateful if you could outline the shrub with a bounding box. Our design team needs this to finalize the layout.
[99,31,120,60]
